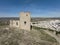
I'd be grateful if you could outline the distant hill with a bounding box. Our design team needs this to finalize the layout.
[0,17,60,22]
[31,17,60,22]
[0,17,19,21]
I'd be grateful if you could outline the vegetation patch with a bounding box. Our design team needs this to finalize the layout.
[0,27,58,45]
[32,26,55,31]
[32,26,57,43]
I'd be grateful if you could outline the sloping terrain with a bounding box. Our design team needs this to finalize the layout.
[0,28,59,45]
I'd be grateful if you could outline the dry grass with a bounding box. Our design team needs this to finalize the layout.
[0,27,58,45]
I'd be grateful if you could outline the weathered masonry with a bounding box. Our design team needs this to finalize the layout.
[10,12,31,31]
[19,12,31,30]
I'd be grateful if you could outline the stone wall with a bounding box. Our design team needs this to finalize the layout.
[19,12,31,31]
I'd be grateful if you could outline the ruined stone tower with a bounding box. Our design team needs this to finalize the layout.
[19,12,31,31]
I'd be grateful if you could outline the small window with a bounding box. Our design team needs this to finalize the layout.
[24,21,26,25]
[26,14,28,16]
[16,22,18,25]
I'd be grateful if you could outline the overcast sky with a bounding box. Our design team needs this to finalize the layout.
[0,0,60,17]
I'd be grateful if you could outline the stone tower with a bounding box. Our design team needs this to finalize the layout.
[19,12,31,31]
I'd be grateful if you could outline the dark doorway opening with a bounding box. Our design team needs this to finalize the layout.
[24,21,26,25]
[30,25,32,30]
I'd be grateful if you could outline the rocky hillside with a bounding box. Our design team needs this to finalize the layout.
[0,28,59,45]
